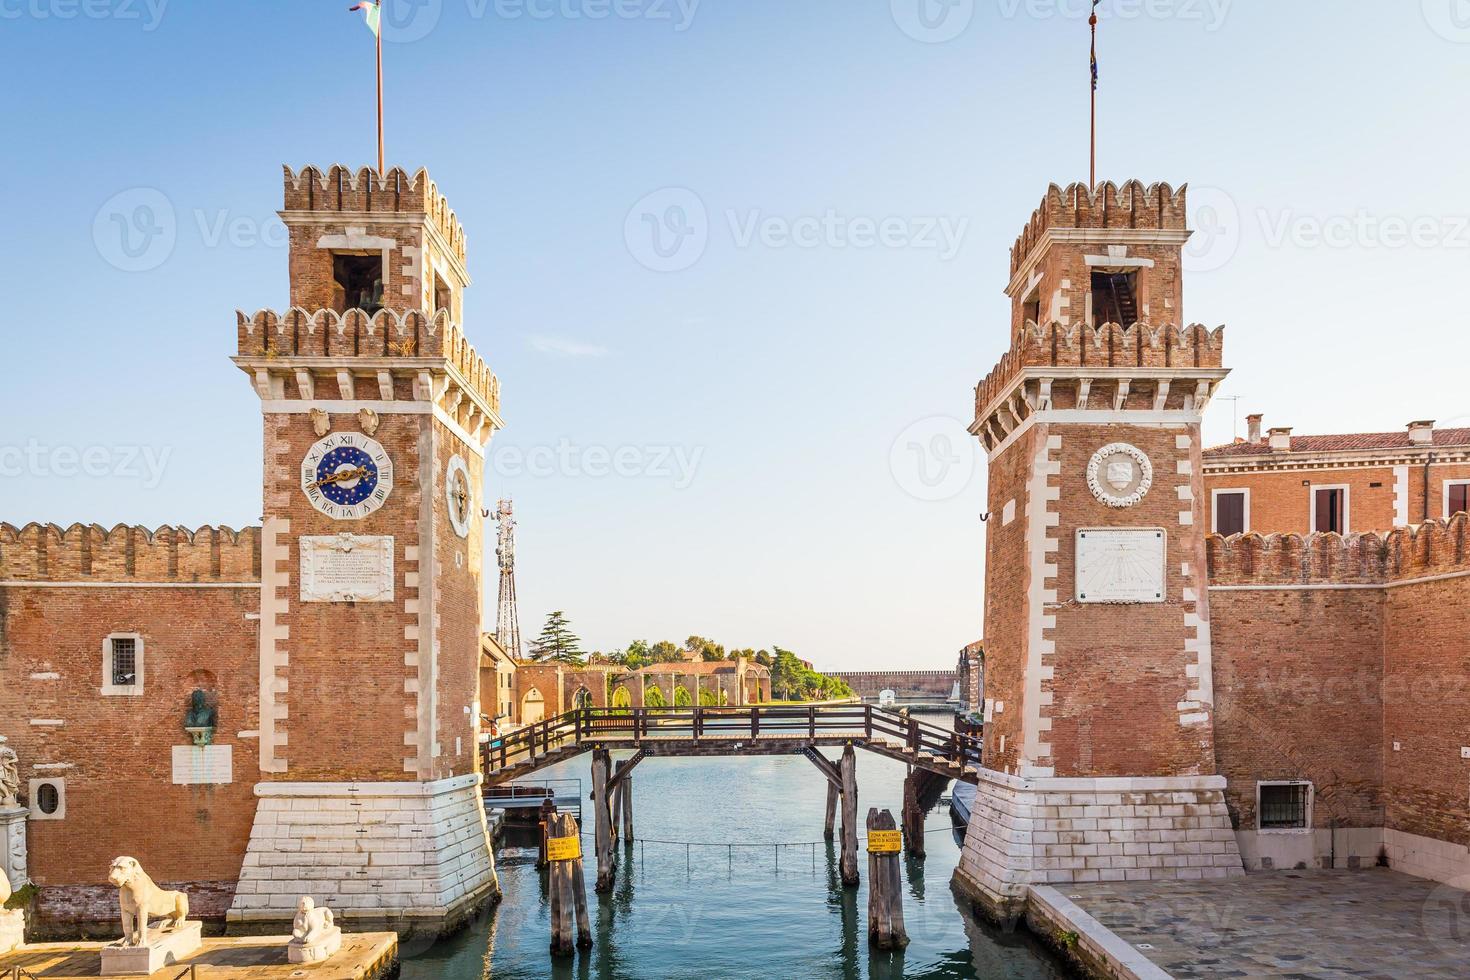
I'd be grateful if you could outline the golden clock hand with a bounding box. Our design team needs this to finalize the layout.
[307,467,370,489]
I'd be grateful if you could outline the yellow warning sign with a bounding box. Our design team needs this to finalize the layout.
[547,835,582,861]
[867,830,902,853]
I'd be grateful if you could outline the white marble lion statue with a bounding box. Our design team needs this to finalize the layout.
[107,857,189,947]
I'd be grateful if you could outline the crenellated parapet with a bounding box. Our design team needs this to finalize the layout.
[283,165,466,265]
[0,522,261,582]
[1206,513,1470,587]
[234,307,503,443]
[1010,181,1188,277]
[970,320,1226,451]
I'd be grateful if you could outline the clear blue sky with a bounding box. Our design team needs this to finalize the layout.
[3,1,1468,670]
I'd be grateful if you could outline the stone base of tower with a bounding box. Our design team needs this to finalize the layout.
[953,768,1243,924]
[227,773,499,938]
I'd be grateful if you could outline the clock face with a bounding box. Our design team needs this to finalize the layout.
[446,455,472,538]
[300,432,394,520]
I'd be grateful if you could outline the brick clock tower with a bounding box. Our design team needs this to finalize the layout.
[955,182,1244,920]
[228,166,503,933]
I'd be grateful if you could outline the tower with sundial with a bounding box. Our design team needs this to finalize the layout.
[956,181,1244,921]
[229,165,504,934]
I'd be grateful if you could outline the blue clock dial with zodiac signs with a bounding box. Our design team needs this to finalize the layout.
[299,432,394,520]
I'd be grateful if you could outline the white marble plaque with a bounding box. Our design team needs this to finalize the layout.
[300,533,395,603]
[171,745,232,785]
[1075,528,1166,603]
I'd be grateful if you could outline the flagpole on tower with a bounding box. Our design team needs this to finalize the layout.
[376,0,384,175]
[1090,0,1099,188]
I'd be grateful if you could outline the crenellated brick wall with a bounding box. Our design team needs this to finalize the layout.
[0,523,260,583]
[1207,515,1470,876]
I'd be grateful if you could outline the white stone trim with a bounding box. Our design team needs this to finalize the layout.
[1393,465,1410,527]
[1308,482,1351,533]
[987,411,1196,461]
[100,632,144,697]
[1022,434,1062,778]
[28,778,65,821]
[258,401,487,459]
[257,517,290,774]
[1210,487,1250,535]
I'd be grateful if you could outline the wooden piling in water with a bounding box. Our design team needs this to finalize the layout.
[592,747,615,892]
[611,760,625,842]
[824,781,838,840]
[901,771,925,859]
[865,808,908,949]
[537,796,557,870]
[621,771,634,841]
[839,742,859,887]
[547,811,592,955]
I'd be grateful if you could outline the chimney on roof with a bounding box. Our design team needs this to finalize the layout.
[1268,427,1293,451]
[1408,420,1435,445]
[1246,413,1264,444]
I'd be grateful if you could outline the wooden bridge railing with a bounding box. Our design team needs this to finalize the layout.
[480,704,982,775]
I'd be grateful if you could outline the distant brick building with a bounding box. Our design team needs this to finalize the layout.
[0,165,503,936]
[956,180,1470,922]
[1203,417,1470,535]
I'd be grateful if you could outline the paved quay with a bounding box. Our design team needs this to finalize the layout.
[1061,868,1469,978]
[0,932,397,978]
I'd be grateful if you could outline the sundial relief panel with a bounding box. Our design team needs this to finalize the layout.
[1075,528,1166,603]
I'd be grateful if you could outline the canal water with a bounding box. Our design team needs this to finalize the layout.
[401,738,1067,979]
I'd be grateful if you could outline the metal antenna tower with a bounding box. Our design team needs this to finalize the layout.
[494,499,522,659]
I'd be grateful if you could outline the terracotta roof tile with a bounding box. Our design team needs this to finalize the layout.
[1204,428,1470,458]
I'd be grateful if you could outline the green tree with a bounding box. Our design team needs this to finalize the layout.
[649,640,683,664]
[529,611,584,665]
[625,639,652,670]
[644,684,666,707]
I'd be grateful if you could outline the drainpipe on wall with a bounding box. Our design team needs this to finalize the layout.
[1425,452,1436,522]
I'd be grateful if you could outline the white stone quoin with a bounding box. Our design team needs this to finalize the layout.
[228,773,498,930]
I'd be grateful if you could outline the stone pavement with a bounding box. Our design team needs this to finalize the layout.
[0,932,397,978]
[1063,868,1470,978]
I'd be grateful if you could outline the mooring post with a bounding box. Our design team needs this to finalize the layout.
[611,760,625,843]
[839,742,859,887]
[865,808,909,949]
[537,796,557,870]
[592,747,615,892]
[622,770,634,841]
[901,771,926,859]
[824,780,838,840]
[547,810,591,954]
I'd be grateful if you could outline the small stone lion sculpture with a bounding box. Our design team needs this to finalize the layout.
[291,896,335,945]
[108,857,188,947]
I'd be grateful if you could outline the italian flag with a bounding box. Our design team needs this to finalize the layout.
[349,1,380,37]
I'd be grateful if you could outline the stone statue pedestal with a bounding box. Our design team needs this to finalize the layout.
[0,805,26,892]
[0,908,24,955]
[100,921,202,976]
[288,925,342,964]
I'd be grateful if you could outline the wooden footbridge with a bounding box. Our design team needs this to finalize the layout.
[479,704,982,895]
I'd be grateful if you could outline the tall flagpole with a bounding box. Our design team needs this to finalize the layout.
[1090,3,1098,188]
[376,0,384,175]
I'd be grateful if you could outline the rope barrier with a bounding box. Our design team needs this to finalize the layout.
[563,823,958,848]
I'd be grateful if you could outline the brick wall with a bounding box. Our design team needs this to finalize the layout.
[0,537,260,923]
[979,425,1039,775]
[1204,462,1470,535]
[1045,424,1215,780]
[1206,516,1470,845]
[827,670,957,699]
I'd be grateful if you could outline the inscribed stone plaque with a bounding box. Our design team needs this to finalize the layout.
[300,533,395,603]
[1075,528,1166,603]
[171,745,233,785]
